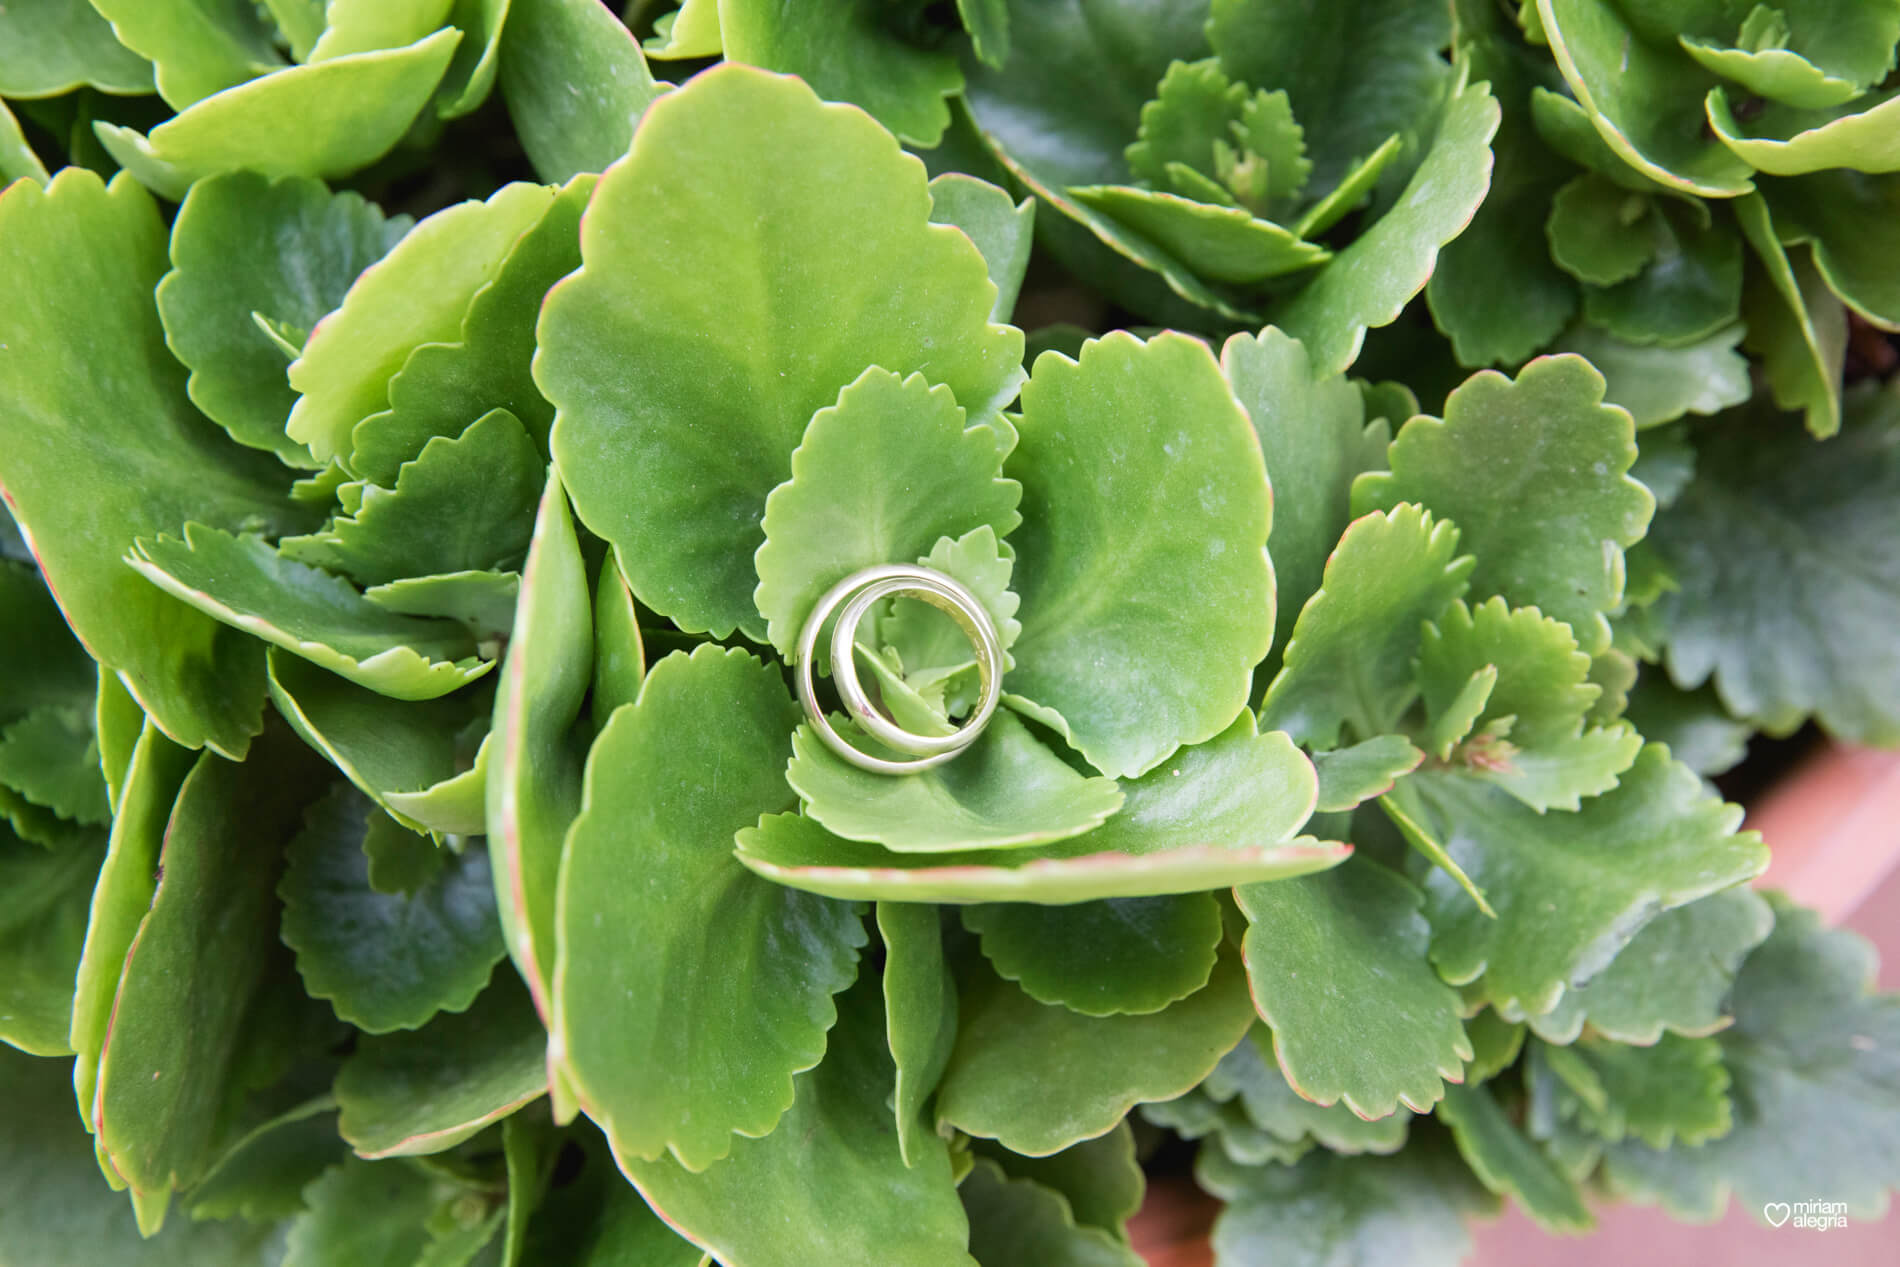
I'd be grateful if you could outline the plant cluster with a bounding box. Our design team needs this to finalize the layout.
[2,2,1899,1265]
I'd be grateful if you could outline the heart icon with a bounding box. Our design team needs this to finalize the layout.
[1763,1202,1792,1227]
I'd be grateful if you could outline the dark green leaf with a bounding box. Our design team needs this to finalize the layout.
[0,826,106,1055]
[282,1157,438,1267]
[960,1158,1140,1267]
[497,0,665,183]
[1312,735,1423,812]
[963,895,1222,1016]
[1437,1082,1592,1231]
[878,902,958,1168]
[0,0,153,97]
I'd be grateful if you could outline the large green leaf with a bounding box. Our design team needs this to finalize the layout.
[1649,383,1900,743]
[930,172,1036,323]
[1006,332,1270,777]
[878,902,958,1168]
[739,712,1336,903]
[1529,886,1774,1044]
[1602,896,1900,1221]
[1220,328,1387,664]
[129,526,493,701]
[1409,745,1767,1017]
[496,0,665,183]
[336,971,546,1159]
[86,0,278,108]
[0,706,109,826]
[266,651,491,838]
[1354,355,1653,655]
[623,974,974,1267]
[1272,75,1499,377]
[960,1158,1141,1267]
[1065,186,1329,284]
[541,64,1021,640]
[185,1096,344,1223]
[0,171,309,757]
[1203,1028,1412,1155]
[1580,201,1742,348]
[973,1126,1145,1238]
[1238,857,1470,1118]
[753,367,1020,655]
[94,31,462,198]
[1551,323,1751,428]
[1763,170,1900,332]
[158,172,409,464]
[962,894,1222,1017]
[1437,1082,1592,1231]
[555,647,866,1171]
[287,180,559,468]
[1735,193,1846,438]
[1548,1033,1733,1148]
[720,0,963,146]
[92,732,327,1229]
[0,1044,282,1266]
[351,175,592,486]
[1260,503,1472,748]
[488,469,590,1018]
[281,1157,439,1267]
[0,826,106,1056]
[1707,86,1900,176]
[786,712,1123,853]
[0,0,153,97]
[1535,0,1754,197]
[1199,1132,1494,1267]
[1427,0,1578,366]
[936,952,1255,1154]
[283,409,543,585]
[68,724,194,1127]
[280,784,506,1033]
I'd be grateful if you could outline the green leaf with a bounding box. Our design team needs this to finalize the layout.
[1219,329,1387,667]
[0,563,99,726]
[0,706,109,827]
[186,1096,345,1223]
[261,0,327,59]
[720,0,962,146]
[1649,383,1900,742]
[367,571,520,639]
[1681,37,1860,110]
[1545,174,1660,286]
[308,0,455,62]
[0,98,49,185]
[881,525,1023,690]
[929,173,1036,324]
[1409,745,1767,1018]
[1124,58,1246,191]
[590,559,643,731]
[266,651,491,838]
[1581,203,1742,347]
[352,174,592,486]
[1551,323,1751,428]
[963,895,1222,1017]
[1354,355,1653,655]
[938,951,1255,1154]
[280,783,506,1033]
[92,732,328,1226]
[1199,1132,1494,1267]
[787,712,1123,853]
[515,1125,702,1267]
[960,1159,1141,1267]
[878,902,958,1168]
[622,973,975,1266]
[542,65,1020,640]
[497,0,665,183]
[753,368,1020,655]
[158,172,409,464]
[1735,192,1846,438]
[488,469,590,1016]
[1436,1082,1592,1231]
[1271,76,1499,377]
[1764,170,1900,331]
[0,1044,283,1266]
[364,812,451,896]
[1260,503,1472,747]
[86,0,278,108]
[1535,0,1754,197]
[972,1126,1144,1238]
[644,0,720,58]
[283,1157,438,1267]
[1207,0,1450,197]
[1066,184,1329,283]
[555,647,866,1171]
[1427,0,1579,366]
[287,180,558,467]
[1707,84,1900,176]
[1238,857,1471,1117]
[1621,677,1752,778]
[0,0,153,97]
[1312,735,1423,813]
[740,723,1339,904]
[1463,1010,1526,1083]
[337,971,547,1159]
[1006,332,1271,777]
[0,826,106,1055]
[0,171,311,757]
[1207,1028,1413,1154]
[95,31,462,199]
[1601,895,1900,1220]
[130,526,493,701]
[1555,1033,1733,1148]
[284,410,543,586]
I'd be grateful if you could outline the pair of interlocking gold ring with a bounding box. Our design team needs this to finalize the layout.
[794,564,1004,775]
